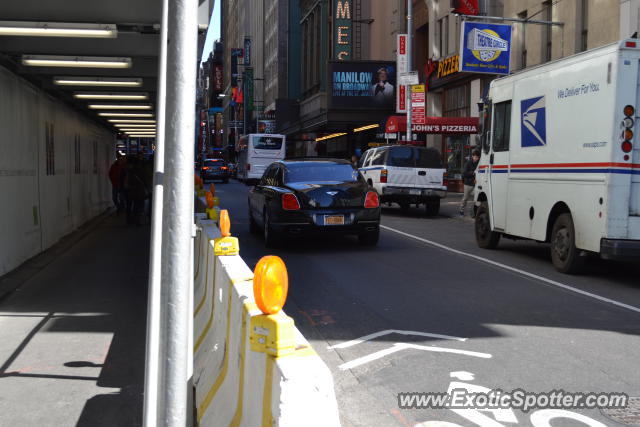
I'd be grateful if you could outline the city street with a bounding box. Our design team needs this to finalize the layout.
[217,180,640,427]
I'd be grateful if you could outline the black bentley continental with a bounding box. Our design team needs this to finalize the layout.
[248,159,381,247]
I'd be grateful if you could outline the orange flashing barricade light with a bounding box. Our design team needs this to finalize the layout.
[209,183,216,196]
[205,191,214,209]
[219,209,231,237]
[213,210,239,255]
[249,256,295,356]
[253,256,288,314]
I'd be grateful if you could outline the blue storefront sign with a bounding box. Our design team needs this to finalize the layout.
[459,22,512,75]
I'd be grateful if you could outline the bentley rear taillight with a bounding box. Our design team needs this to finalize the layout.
[364,191,379,208]
[282,193,301,210]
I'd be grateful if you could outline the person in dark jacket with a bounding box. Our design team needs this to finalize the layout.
[124,157,149,225]
[460,150,481,216]
[108,155,126,212]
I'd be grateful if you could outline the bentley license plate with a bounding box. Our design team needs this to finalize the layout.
[324,215,345,225]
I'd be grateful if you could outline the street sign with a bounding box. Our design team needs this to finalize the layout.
[399,71,419,86]
[411,84,426,125]
[396,34,408,113]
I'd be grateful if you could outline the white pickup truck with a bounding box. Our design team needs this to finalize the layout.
[359,145,447,216]
[474,39,640,273]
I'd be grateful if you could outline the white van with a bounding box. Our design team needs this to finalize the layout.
[236,134,286,182]
[474,40,640,273]
[359,145,447,215]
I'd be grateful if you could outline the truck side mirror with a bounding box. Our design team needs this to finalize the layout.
[482,132,491,154]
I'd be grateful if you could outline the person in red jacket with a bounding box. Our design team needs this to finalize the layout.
[109,155,126,212]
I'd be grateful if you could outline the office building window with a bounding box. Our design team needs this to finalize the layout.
[439,17,449,57]
[543,1,552,62]
[580,0,588,51]
[302,4,322,96]
[518,10,528,68]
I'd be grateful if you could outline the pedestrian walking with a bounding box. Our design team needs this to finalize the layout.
[460,150,480,217]
[108,155,126,212]
[124,157,149,225]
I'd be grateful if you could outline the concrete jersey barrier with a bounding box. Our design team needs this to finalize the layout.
[192,207,340,426]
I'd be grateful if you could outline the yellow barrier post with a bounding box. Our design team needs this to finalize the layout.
[205,191,220,221]
[249,256,295,357]
[195,175,205,197]
[213,210,239,256]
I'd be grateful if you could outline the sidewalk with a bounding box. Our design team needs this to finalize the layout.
[0,213,149,427]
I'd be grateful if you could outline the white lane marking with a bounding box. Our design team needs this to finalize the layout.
[338,342,492,370]
[328,329,466,350]
[380,225,640,315]
[450,371,475,381]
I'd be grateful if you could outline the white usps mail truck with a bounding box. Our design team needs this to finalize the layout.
[474,40,640,273]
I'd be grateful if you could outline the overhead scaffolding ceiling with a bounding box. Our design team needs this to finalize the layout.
[0,0,213,137]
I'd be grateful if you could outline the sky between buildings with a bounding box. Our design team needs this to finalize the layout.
[201,1,221,63]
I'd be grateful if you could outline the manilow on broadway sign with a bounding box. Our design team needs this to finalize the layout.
[459,22,512,75]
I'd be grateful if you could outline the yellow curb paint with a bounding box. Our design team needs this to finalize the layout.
[197,280,234,422]
[193,229,202,280]
[193,242,211,318]
[290,345,318,358]
[231,277,254,285]
[262,355,275,427]
[229,301,258,427]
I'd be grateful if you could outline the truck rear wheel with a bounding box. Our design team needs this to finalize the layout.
[550,213,585,274]
[425,199,440,217]
[475,202,500,249]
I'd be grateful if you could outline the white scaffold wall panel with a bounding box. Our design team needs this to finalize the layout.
[0,65,114,275]
[192,214,341,427]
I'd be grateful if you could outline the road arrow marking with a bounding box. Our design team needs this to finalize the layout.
[328,329,466,350]
[450,371,475,381]
[338,343,492,371]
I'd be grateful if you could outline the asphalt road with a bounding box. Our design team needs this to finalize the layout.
[217,180,640,427]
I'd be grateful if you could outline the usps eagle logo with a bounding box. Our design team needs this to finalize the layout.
[521,96,547,147]
[466,28,509,62]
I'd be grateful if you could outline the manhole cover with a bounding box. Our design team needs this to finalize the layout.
[601,397,640,426]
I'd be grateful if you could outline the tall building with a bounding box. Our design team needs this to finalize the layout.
[504,0,621,71]
[423,0,640,190]
[281,0,408,158]
[222,0,298,150]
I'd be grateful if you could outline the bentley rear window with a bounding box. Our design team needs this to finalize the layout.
[284,163,359,183]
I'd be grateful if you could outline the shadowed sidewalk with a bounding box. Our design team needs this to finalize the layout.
[0,212,149,427]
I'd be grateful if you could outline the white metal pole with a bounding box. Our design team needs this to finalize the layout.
[406,0,413,143]
[157,0,198,423]
[143,0,168,424]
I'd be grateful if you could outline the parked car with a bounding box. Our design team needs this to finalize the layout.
[227,163,237,178]
[358,145,447,216]
[200,159,230,183]
[248,158,381,247]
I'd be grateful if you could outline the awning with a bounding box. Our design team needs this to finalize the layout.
[385,116,479,134]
